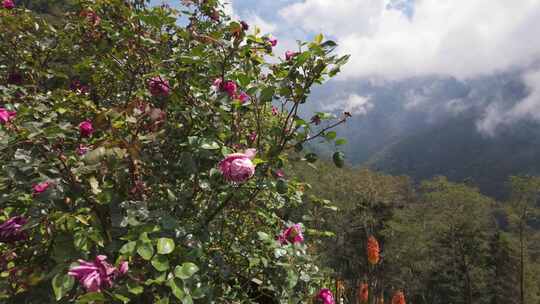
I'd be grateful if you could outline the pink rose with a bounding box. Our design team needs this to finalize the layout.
[0,107,16,124]
[275,169,285,178]
[76,144,89,156]
[33,181,50,195]
[148,76,170,97]
[268,38,278,47]
[278,223,304,245]
[316,288,335,304]
[218,149,257,183]
[236,92,250,104]
[118,261,129,275]
[79,120,94,137]
[248,131,257,143]
[272,106,279,116]
[285,51,298,61]
[212,78,223,90]
[222,80,237,97]
[0,216,27,243]
[2,0,14,9]
[70,80,90,94]
[68,255,125,292]
[80,10,101,27]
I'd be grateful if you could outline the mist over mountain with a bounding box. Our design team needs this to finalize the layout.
[306,72,540,198]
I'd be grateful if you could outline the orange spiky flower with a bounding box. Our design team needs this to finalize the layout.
[391,291,406,304]
[367,235,380,265]
[358,282,369,303]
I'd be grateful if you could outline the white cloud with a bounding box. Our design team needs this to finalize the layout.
[323,94,373,115]
[280,0,540,80]
[477,68,540,134]
[244,12,277,34]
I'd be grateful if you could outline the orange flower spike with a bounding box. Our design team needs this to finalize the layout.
[358,283,369,303]
[367,235,380,265]
[391,291,406,304]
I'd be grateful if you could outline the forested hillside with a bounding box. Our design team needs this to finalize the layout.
[289,159,540,303]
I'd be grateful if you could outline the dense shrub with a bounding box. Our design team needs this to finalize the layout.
[0,0,349,303]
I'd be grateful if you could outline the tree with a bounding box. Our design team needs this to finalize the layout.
[384,177,495,304]
[0,1,349,302]
[507,176,540,304]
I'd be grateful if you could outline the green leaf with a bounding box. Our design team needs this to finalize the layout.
[333,151,345,168]
[151,255,170,272]
[168,279,185,300]
[127,281,144,295]
[257,231,271,241]
[113,293,131,303]
[315,33,324,44]
[174,262,199,280]
[324,131,337,140]
[335,138,347,146]
[260,87,275,102]
[120,241,137,255]
[157,238,175,254]
[52,273,74,301]
[137,242,155,260]
[200,140,220,150]
[76,292,106,303]
[305,153,318,163]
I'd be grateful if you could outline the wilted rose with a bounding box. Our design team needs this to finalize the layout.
[0,216,27,243]
[148,76,170,97]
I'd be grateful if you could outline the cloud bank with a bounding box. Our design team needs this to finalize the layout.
[279,0,540,132]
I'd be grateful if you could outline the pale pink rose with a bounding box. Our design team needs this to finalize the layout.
[212,78,223,90]
[0,107,16,124]
[68,255,125,292]
[79,120,94,137]
[0,216,27,243]
[218,149,257,183]
[316,288,335,304]
[2,0,14,9]
[148,76,170,97]
[278,224,304,245]
[32,181,50,195]
[285,51,298,61]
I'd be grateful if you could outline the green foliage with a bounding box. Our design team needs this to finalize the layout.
[0,1,350,302]
[294,157,540,304]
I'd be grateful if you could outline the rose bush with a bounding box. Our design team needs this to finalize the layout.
[0,0,349,303]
